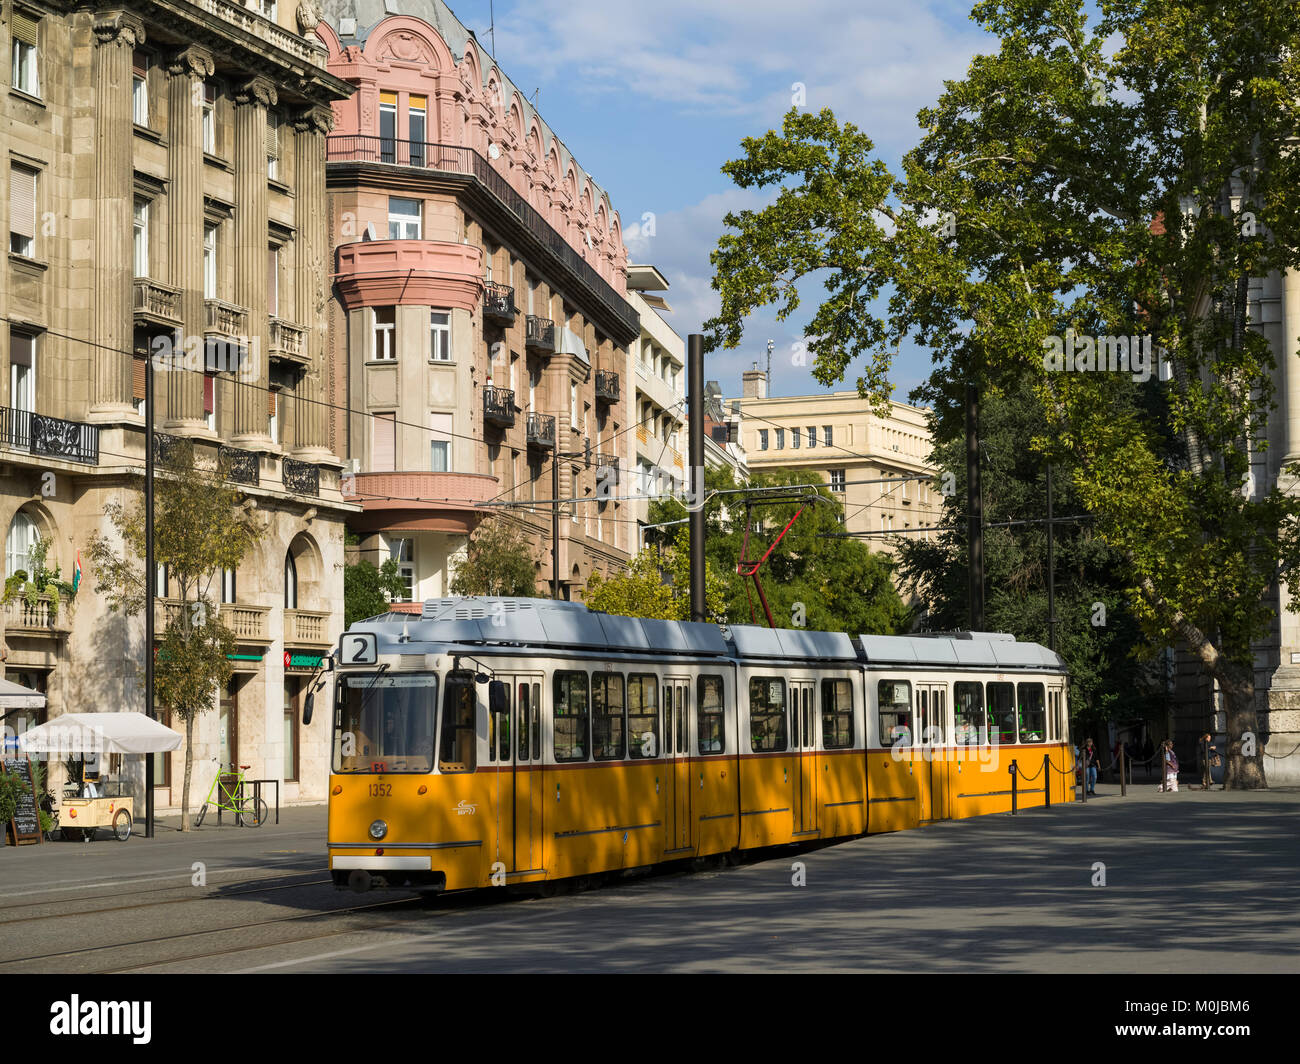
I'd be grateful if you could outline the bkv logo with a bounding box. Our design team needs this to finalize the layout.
[453,799,477,816]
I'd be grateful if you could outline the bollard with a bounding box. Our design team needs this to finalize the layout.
[1080,748,1087,804]
[1120,747,1127,797]
[1044,754,1051,808]
[1010,759,1018,815]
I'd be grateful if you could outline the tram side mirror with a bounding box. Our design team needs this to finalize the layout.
[303,692,315,727]
[488,680,508,716]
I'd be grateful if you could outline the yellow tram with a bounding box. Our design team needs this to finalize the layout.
[317,598,1074,893]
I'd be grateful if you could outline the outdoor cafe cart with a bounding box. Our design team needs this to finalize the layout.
[18,713,182,842]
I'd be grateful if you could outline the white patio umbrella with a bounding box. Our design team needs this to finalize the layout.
[18,712,182,756]
[0,677,46,710]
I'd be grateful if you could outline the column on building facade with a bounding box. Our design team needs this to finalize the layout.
[89,10,146,421]
[291,105,334,460]
[231,77,276,447]
[165,45,214,433]
[1283,266,1300,462]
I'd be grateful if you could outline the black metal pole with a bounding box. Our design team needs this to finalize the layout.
[965,383,984,630]
[1046,463,1056,652]
[552,455,559,599]
[687,335,705,623]
[144,347,156,838]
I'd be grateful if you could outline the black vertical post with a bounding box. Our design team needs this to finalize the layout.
[966,383,984,630]
[1046,463,1056,653]
[1043,754,1051,808]
[552,455,560,599]
[1120,745,1127,797]
[144,347,156,838]
[1009,760,1018,814]
[688,334,705,623]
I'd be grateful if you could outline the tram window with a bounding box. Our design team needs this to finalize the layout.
[554,671,590,762]
[1018,683,1046,742]
[438,674,477,773]
[954,682,984,744]
[592,672,626,760]
[821,678,854,749]
[749,677,788,752]
[517,683,530,762]
[490,682,511,762]
[627,674,659,758]
[335,672,436,773]
[987,682,1016,744]
[878,680,912,747]
[698,675,725,754]
[531,682,541,761]
[676,685,686,754]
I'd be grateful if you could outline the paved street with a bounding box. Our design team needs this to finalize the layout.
[2,784,1298,974]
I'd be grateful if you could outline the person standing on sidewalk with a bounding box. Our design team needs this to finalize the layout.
[1083,738,1099,795]
[1159,739,1179,792]
[1198,733,1219,790]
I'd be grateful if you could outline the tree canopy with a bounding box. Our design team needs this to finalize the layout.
[449,517,541,598]
[704,1,1300,787]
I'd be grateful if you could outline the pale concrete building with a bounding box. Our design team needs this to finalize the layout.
[1,0,354,811]
[732,371,940,559]
[319,4,637,600]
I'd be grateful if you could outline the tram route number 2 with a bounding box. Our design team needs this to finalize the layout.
[341,632,378,665]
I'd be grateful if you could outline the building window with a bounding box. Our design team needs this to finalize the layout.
[829,469,846,492]
[807,426,817,449]
[259,0,277,20]
[132,50,148,126]
[204,372,216,432]
[758,429,768,451]
[430,311,451,361]
[266,109,279,179]
[268,384,279,443]
[9,163,37,258]
[824,425,833,447]
[5,510,38,578]
[10,330,36,415]
[220,567,236,604]
[267,246,279,317]
[391,537,414,601]
[155,563,168,598]
[283,679,299,783]
[792,427,801,449]
[775,428,785,449]
[388,197,421,239]
[201,81,216,153]
[570,382,578,428]
[379,91,397,162]
[284,551,298,609]
[372,411,395,472]
[10,11,38,97]
[203,224,217,298]
[409,95,426,166]
[372,307,396,360]
[430,412,452,472]
[133,200,149,278]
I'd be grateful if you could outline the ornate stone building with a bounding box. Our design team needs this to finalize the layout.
[318,2,638,600]
[1,0,354,810]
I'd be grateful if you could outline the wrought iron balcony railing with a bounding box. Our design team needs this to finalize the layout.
[526,315,556,352]
[595,370,620,404]
[325,135,639,339]
[595,453,620,486]
[219,445,259,486]
[526,413,556,449]
[1,408,99,465]
[483,281,517,324]
[483,386,516,428]
[282,457,319,496]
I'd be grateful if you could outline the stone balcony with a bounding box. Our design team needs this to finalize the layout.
[204,298,249,340]
[268,318,308,367]
[2,593,70,636]
[153,600,271,646]
[346,471,500,537]
[133,278,181,327]
[284,608,331,648]
[334,239,483,312]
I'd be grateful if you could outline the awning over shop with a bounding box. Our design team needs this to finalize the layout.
[0,677,46,710]
[18,712,182,756]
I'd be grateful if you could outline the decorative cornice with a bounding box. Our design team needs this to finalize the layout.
[232,75,278,109]
[165,44,215,80]
[93,9,146,48]
[293,105,335,136]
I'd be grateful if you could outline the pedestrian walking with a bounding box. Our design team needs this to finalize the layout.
[1158,739,1179,792]
[1198,732,1220,790]
[1083,738,1099,795]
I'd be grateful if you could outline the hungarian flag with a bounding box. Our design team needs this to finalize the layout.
[73,550,82,592]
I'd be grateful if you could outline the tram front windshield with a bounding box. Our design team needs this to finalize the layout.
[334,673,437,773]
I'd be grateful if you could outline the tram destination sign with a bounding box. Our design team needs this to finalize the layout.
[3,755,42,845]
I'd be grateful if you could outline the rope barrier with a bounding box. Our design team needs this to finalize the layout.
[1014,759,1046,782]
[1262,738,1300,760]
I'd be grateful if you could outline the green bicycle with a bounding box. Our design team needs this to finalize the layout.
[195,762,268,828]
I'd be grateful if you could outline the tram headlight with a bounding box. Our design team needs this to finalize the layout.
[368,819,388,840]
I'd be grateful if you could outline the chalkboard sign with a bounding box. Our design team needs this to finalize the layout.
[3,756,41,845]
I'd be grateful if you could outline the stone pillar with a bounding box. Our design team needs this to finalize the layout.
[231,77,276,448]
[292,105,335,462]
[165,45,214,434]
[88,10,146,422]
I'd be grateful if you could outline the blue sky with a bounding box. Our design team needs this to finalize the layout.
[457,0,997,402]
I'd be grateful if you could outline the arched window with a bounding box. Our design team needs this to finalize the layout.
[284,551,298,610]
[6,510,38,578]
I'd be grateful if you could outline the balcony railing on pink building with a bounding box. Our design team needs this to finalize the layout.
[326,135,639,337]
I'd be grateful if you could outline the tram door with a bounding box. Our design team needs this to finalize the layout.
[508,676,543,873]
[663,678,693,854]
[915,684,947,820]
[790,680,818,836]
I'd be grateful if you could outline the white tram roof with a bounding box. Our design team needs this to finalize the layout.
[857,632,1065,670]
[727,624,858,662]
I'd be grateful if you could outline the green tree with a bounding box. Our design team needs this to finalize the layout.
[449,517,541,597]
[584,527,729,621]
[88,440,256,828]
[648,466,909,634]
[704,3,1300,787]
[343,547,407,628]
